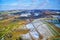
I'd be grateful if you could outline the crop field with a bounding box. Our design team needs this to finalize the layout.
[0,17,29,40]
[0,11,60,40]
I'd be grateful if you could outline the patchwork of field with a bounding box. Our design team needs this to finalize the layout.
[0,10,60,40]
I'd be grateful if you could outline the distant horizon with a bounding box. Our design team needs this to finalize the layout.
[0,8,60,11]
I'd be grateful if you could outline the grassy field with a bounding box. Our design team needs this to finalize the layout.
[0,18,29,40]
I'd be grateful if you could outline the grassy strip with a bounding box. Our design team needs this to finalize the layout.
[48,22,60,35]
[44,22,59,36]
[0,21,19,39]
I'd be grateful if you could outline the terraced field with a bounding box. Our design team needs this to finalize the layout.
[0,17,29,40]
[0,18,60,40]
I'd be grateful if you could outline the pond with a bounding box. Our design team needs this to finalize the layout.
[54,24,60,28]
